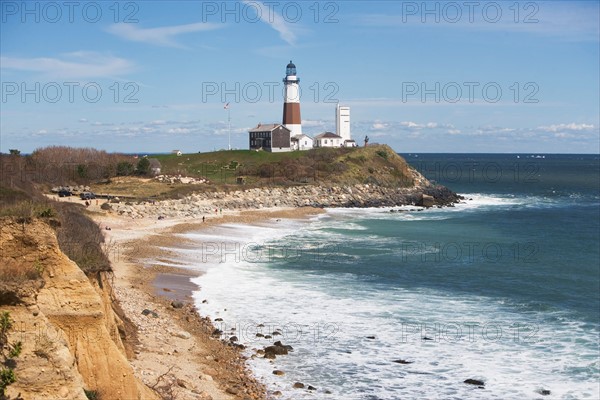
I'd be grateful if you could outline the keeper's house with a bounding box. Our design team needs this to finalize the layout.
[314,132,344,148]
[249,123,291,152]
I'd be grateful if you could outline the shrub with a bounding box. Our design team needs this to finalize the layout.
[0,367,16,396]
[55,206,111,274]
[84,389,100,400]
[116,161,135,176]
[0,201,56,221]
[0,312,20,397]
[34,333,54,359]
[136,158,150,176]
[0,259,43,285]
[376,150,388,160]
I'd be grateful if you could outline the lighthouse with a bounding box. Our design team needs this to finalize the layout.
[282,60,302,137]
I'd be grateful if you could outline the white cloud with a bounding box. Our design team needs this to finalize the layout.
[400,121,419,128]
[537,123,595,132]
[78,118,88,123]
[242,0,298,45]
[107,22,222,48]
[302,119,328,128]
[371,122,389,130]
[357,3,599,42]
[167,127,192,134]
[0,52,134,79]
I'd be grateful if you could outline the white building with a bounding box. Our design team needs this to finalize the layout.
[291,134,314,151]
[314,132,344,148]
[336,104,351,141]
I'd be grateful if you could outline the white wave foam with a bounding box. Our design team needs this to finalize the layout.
[184,218,599,400]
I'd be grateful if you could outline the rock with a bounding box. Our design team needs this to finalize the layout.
[418,193,435,208]
[293,382,305,389]
[422,336,433,341]
[256,333,264,338]
[171,300,184,309]
[366,336,376,340]
[214,317,223,321]
[141,309,158,318]
[273,370,285,376]
[273,341,293,351]
[58,387,69,398]
[212,329,222,336]
[537,389,551,396]
[229,336,238,342]
[272,391,282,396]
[176,378,190,388]
[308,385,317,390]
[173,331,191,339]
[393,359,413,364]
[264,344,288,356]
[464,379,485,387]
[225,387,239,395]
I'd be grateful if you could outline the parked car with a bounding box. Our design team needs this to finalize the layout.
[58,189,72,197]
[80,192,96,200]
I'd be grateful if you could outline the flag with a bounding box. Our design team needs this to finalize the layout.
[224,103,230,109]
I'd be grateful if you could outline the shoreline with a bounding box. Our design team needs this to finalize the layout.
[92,206,324,399]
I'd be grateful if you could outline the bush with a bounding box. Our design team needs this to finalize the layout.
[0,200,56,221]
[0,312,20,397]
[84,389,100,400]
[0,259,43,284]
[376,150,388,160]
[55,206,111,274]
[116,162,135,176]
[136,158,150,176]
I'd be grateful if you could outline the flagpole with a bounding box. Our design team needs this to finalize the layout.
[228,106,231,150]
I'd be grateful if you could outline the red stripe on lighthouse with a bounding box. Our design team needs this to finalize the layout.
[283,103,301,125]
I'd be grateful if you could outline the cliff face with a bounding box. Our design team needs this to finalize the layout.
[0,218,158,400]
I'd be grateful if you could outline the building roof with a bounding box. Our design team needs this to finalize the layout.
[314,132,342,139]
[291,134,313,141]
[248,124,290,133]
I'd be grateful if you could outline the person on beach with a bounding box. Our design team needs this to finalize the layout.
[202,216,205,223]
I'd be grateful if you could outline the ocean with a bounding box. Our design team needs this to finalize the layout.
[168,154,599,399]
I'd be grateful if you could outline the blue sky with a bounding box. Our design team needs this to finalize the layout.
[1,0,599,153]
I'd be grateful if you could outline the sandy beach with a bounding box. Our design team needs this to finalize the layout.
[91,206,324,399]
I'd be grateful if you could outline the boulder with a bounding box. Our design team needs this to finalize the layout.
[264,344,288,356]
[464,379,485,387]
[171,301,184,309]
[418,194,435,208]
[173,331,191,340]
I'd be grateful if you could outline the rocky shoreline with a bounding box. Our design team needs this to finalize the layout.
[108,184,462,219]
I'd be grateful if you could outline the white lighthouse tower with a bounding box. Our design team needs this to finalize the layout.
[282,60,302,137]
